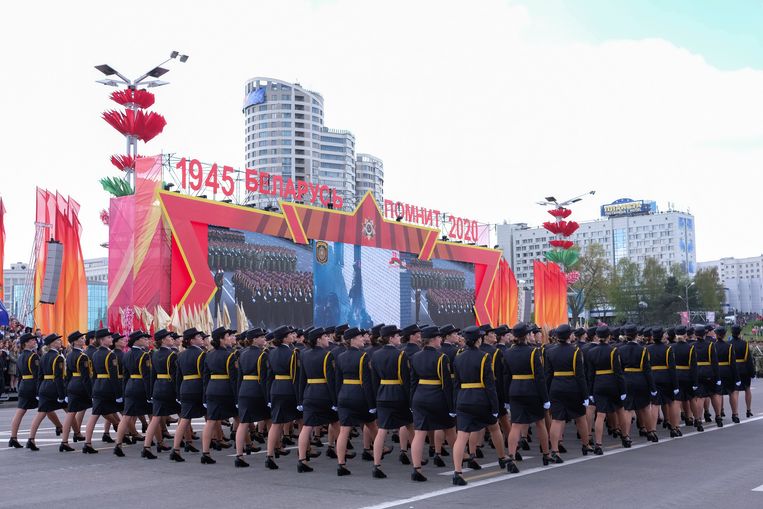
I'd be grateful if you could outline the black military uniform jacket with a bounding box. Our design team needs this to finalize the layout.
[65,347,92,398]
[92,346,122,399]
[646,342,678,392]
[731,337,754,377]
[672,341,699,386]
[481,343,506,405]
[694,338,720,383]
[267,344,298,399]
[410,346,453,413]
[371,344,411,405]
[453,346,498,414]
[176,345,206,399]
[237,346,269,401]
[151,346,178,401]
[585,343,626,397]
[203,347,237,401]
[297,345,336,406]
[335,346,376,409]
[16,349,40,400]
[123,346,151,399]
[502,343,548,401]
[715,339,739,384]
[544,342,587,398]
[618,341,657,393]
[38,348,66,401]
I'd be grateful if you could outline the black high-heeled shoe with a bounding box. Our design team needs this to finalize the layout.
[372,465,387,478]
[251,431,265,444]
[452,472,467,485]
[235,455,250,468]
[73,434,85,443]
[337,463,351,476]
[26,439,39,451]
[411,467,427,482]
[399,450,411,465]
[297,460,313,473]
[549,451,564,464]
[731,414,740,423]
[746,410,754,418]
[519,437,530,451]
[82,443,98,454]
[170,449,185,462]
[638,427,647,437]
[439,446,450,457]
[141,447,157,459]
[466,455,481,470]
[184,442,199,453]
[515,450,523,461]
[669,427,679,438]
[113,445,125,457]
[621,436,632,448]
[8,437,23,449]
[593,444,603,455]
[433,454,445,467]
[362,449,374,461]
[59,442,74,452]
[101,433,114,444]
[505,457,519,473]
[211,440,221,451]
[265,456,279,469]
[245,444,260,455]
[282,436,295,446]
[715,416,723,428]
[647,431,659,443]
[156,443,171,453]
[696,422,704,432]
[326,446,337,459]
[581,444,594,456]
[55,427,63,436]
[704,411,712,423]
[557,443,567,454]
[475,446,484,458]
[542,453,551,466]
[200,452,216,464]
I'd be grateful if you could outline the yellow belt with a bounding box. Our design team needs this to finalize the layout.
[183,374,201,380]
[461,382,485,389]
[418,379,441,385]
[624,368,642,373]
[719,362,730,366]
[735,360,746,363]
[210,374,229,380]
[676,365,690,370]
[156,374,171,380]
[512,374,534,380]
[242,375,261,381]
[43,375,55,380]
[697,362,711,366]
[554,371,574,377]
[595,369,614,375]
[307,378,327,384]
[22,375,34,380]
[130,375,143,380]
[275,375,292,381]
[652,366,668,371]
[380,379,402,385]
[343,379,362,385]
[71,373,81,377]
[96,374,110,379]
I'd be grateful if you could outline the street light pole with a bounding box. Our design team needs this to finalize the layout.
[685,280,695,324]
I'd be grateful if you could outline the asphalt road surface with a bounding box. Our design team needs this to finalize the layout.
[1,383,762,509]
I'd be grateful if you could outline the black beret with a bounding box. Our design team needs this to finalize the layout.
[462,325,483,342]
[67,330,85,342]
[111,332,125,341]
[371,323,385,337]
[731,325,742,335]
[155,329,172,341]
[20,333,37,344]
[596,326,610,338]
[439,324,460,336]
[512,322,529,337]
[273,325,291,340]
[212,327,236,340]
[95,328,111,339]
[493,325,510,337]
[246,328,267,340]
[343,327,362,341]
[380,325,401,337]
[128,330,150,346]
[401,324,421,336]
[182,328,201,340]
[556,324,572,340]
[43,333,62,346]
[308,327,325,343]
[421,326,441,339]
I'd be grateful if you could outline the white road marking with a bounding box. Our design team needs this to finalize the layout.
[752,484,763,492]
[359,414,763,509]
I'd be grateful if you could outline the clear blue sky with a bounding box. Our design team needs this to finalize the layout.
[518,0,763,70]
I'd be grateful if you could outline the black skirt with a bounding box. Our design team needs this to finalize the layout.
[302,399,337,426]
[37,395,66,413]
[270,394,299,424]
[92,397,119,416]
[66,394,91,413]
[592,393,623,414]
[337,399,376,427]
[238,395,271,423]
[152,397,180,417]
[694,379,718,398]
[17,382,38,410]
[124,396,152,417]
[205,395,235,421]
[509,396,545,424]
[180,397,205,419]
[456,403,496,432]
[675,381,694,402]
[412,393,454,431]
[549,393,584,421]
[377,401,412,430]
[653,383,675,405]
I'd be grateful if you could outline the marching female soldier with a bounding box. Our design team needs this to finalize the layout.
[199,327,238,464]
[693,325,723,427]
[266,325,299,469]
[296,327,339,473]
[234,328,270,468]
[409,326,455,482]
[141,329,179,459]
[170,327,209,462]
[113,331,152,457]
[503,323,550,470]
[8,333,42,449]
[586,326,627,454]
[335,327,378,476]
[544,324,593,461]
[646,327,681,436]
[451,326,511,486]
[729,325,754,420]
[714,327,741,421]
[27,334,67,451]
[59,331,90,450]
[619,324,658,443]
[82,329,123,454]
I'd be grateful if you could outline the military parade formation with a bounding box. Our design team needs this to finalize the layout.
[5,321,756,486]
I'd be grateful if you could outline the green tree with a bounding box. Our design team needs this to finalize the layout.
[694,267,725,318]
[569,243,611,321]
[608,259,641,322]
[641,257,668,323]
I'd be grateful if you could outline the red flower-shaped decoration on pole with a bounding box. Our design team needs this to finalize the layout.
[543,209,580,272]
